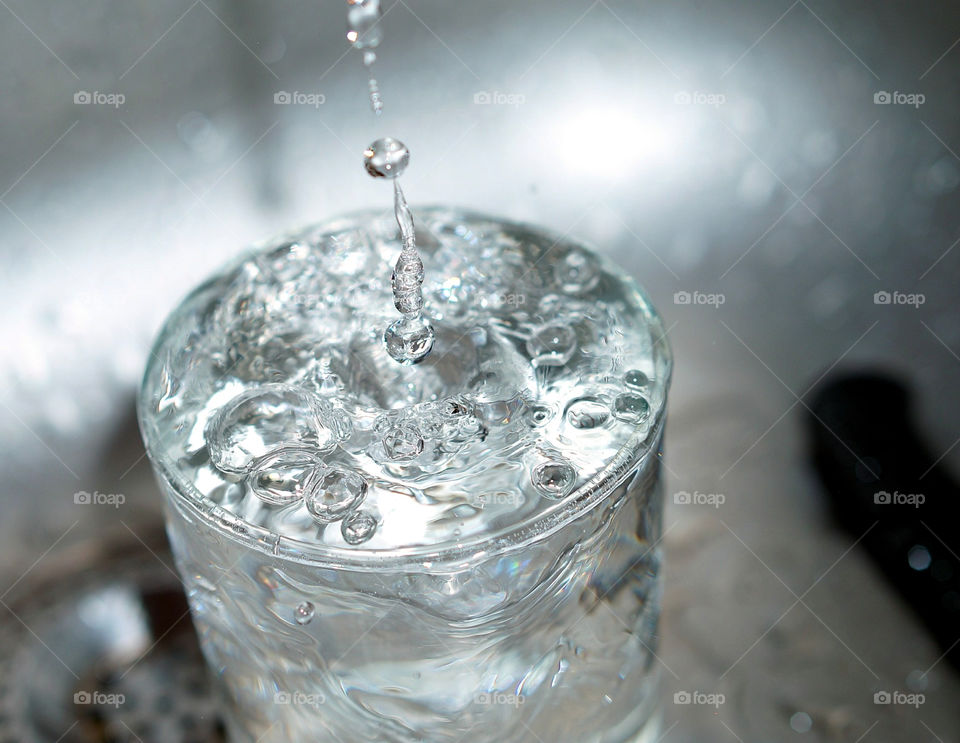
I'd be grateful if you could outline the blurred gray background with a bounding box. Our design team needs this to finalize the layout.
[1,0,958,740]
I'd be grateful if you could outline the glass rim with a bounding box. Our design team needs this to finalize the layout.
[138,207,672,570]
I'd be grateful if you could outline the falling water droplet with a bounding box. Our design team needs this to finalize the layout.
[304,468,368,523]
[294,601,315,625]
[363,137,409,179]
[526,324,577,367]
[341,510,378,545]
[384,315,435,364]
[533,461,577,499]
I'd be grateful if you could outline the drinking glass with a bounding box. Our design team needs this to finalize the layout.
[139,208,672,743]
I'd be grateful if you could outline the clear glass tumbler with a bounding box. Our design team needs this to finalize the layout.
[139,208,672,743]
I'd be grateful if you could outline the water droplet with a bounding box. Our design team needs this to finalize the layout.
[248,447,325,505]
[613,394,650,423]
[346,0,382,49]
[205,385,334,475]
[623,369,649,389]
[294,601,315,625]
[367,76,383,115]
[363,137,409,179]
[341,510,378,545]
[565,398,610,429]
[533,461,577,498]
[908,544,932,571]
[789,712,812,734]
[384,315,435,364]
[304,468,367,523]
[383,424,424,461]
[526,324,577,367]
[554,249,600,294]
[523,404,553,426]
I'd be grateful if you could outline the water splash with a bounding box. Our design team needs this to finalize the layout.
[361,141,435,364]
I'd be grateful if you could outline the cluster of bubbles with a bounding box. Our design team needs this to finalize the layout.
[187,209,663,554]
[205,384,379,545]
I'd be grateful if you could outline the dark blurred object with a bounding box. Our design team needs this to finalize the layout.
[808,371,960,669]
[0,535,222,743]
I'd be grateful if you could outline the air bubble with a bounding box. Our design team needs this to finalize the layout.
[383,424,425,461]
[384,315,435,365]
[363,137,409,179]
[304,468,367,523]
[248,447,325,505]
[533,460,577,499]
[294,601,315,625]
[624,370,649,389]
[523,404,553,426]
[613,394,650,423]
[554,249,600,294]
[205,385,334,475]
[565,398,609,430]
[341,510,378,545]
[526,324,577,367]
